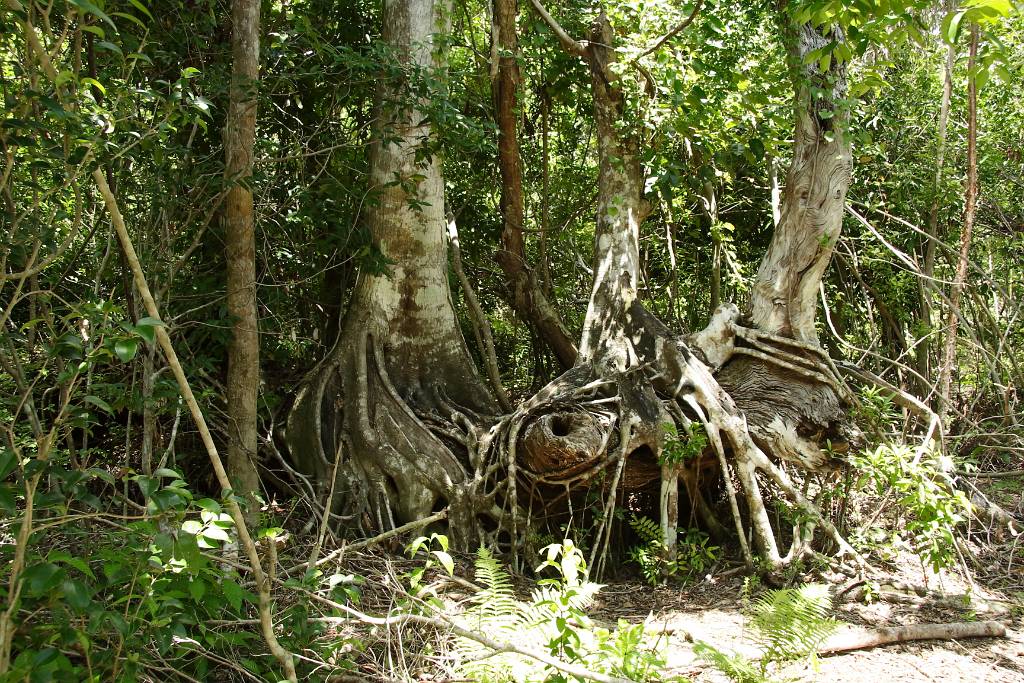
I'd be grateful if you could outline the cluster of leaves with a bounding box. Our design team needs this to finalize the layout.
[627,515,719,586]
[850,443,970,572]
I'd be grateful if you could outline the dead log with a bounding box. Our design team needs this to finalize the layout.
[819,621,1006,655]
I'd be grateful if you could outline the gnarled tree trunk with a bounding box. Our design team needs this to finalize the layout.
[287,0,498,547]
[718,20,856,472]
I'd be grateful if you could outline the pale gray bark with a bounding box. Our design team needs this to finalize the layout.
[287,0,497,545]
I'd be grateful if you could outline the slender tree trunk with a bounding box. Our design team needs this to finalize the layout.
[916,28,954,401]
[493,0,577,369]
[937,24,979,423]
[224,0,262,514]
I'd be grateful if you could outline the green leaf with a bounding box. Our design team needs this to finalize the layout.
[0,449,17,479]
[222,579,244,611]
[61,578,92,610]
[432,550,454,576]
[69,0,117,29]
[153,468,180,479]
[196,498,221,514]
[189,579,207,602]
[95,40,124,56]
[127,0,154,20]
[202,525,230,542]
[25,562,64,595]
[0,485,15,513]
[943,10,967,45]
[84,396,113,414]
[80,74,105,94]
[114,339,138,362]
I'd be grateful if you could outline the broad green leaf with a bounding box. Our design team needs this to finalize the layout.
[84,396,113,414]
[114,339,138,362]
[222,579,244,611]
[69,0,117,29]
[61,578,92,610]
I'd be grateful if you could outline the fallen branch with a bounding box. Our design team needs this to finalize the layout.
[819,620,1006,655]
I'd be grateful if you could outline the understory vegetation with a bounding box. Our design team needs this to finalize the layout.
[2,0,1024,680]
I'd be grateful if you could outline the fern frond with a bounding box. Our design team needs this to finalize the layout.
[468,546,520,628]
[749,584,838,663]
[693,641,767,683]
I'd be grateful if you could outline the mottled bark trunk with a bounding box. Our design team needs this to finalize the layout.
[718,21,855,471]
[493,0,577,369]
[577,15,644,370]
[288,0,497,544]
[750,23,851,343]
[224,0,261,513]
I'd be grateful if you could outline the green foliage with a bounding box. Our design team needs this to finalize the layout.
[628,515,719,585]
[660,422,709,465]
[696,584,839,683]
[850,443,970,572]
[454,541,681,682]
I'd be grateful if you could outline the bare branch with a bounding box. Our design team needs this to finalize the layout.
[631,0,704,63]
[527,0,587,57]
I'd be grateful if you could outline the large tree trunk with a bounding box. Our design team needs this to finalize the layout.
[225,0,262,516]
[493,0,578,370]
[717,20,855,471]
[287,0,498,547]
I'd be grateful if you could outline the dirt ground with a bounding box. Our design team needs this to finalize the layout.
[585,560,1024,682]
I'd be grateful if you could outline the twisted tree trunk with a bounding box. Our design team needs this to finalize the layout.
[718,20,856,472]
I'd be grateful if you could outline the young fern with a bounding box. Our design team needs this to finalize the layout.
[696,584,839,683]
[469,546,520,628]
[749,583,838,664]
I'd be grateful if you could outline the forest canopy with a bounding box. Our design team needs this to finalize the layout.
[1,0,1023,680]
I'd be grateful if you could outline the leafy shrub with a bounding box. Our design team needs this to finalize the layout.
[628,515,719,585]
[850,443,969,571]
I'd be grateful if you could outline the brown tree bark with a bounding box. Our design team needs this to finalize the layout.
[493,0,578,370]
[224,0,262,515]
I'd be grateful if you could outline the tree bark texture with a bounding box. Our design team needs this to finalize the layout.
[718,21,855,471]
[750,23,851,343]
[493,0,578,370]
[287,0,498,546]
[225,0,262,512]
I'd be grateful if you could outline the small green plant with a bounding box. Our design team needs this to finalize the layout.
[695,583,839,683]
[628,515,719,585]
[660,422,709,465]
[454,541,680,682]
[850,443,969,572]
